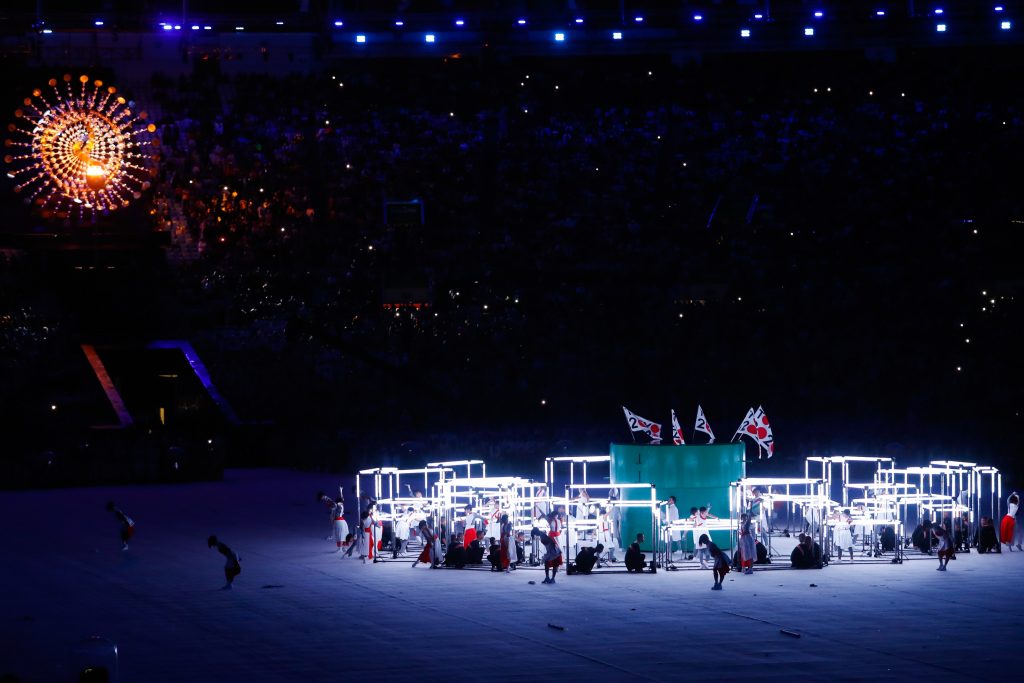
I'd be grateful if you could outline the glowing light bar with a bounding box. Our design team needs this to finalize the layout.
[517,18,526,25]
[235,26,244,31]
[424,33,435,42]
[737,477,823,486]
[575,18,584,24]
[334,21,344,27]
[876,10,886,16]
[426,460,486,468]
[94,20,104,26]
[740,28,751,37]
[42,28,53,33]
[804,27,815,36]
[612,31,622,40]
[191,25,199,30]
[455,19,464,26]
[546,455,611,463]
[394,20,404,27]
[554,32,565,41]
[81,345,134,427]
[994,5,1005,11]
[275,21,284,25]
[634,16,644,23]
[934,8,944,15]
[814,11,824,18]
[693,14,703,21]
[1001,20,1012,29]
[355,34,366,43]
[754,13,764,19]
[203,25,211,30]
[936,23,947,32]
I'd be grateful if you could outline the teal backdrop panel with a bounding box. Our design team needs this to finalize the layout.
[610,443,745,552]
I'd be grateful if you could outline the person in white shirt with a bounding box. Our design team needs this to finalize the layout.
[596,507,619,563]
[691,506,717,568]
[665,496,681,560]
[1001,492,1019,551]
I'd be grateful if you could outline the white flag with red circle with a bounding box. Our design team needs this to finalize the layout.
[622,406,663,443]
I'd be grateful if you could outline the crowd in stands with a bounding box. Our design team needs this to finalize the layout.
[3,48,1023,472]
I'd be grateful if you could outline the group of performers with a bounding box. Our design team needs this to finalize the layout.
[314,482,1023,581]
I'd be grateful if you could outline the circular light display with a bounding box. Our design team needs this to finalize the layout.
[5,74,159,218]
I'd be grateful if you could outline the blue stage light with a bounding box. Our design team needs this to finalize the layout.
[191,25,200,30]
[876,10,886,16]
[934,8,944,15]
[455,19,464,26]
[814,11,824,18]
[575,18,584,24]
[612,31,622,40]
[994,5,1005,11]
[693,14,703,22]
[95,20,104,26]
[235,26,244,31]
[740,28,751,37]
[334,21,344,27]
[634,16,644,23]
[356,34,366,43]
[1001,20,1011,29]
[425,34,435,42]
[554,32,565,41]
[754,13,763,20]
[936,23,947,32]
[395,20,404,27]
[804,27,815,36]
[161,24,172,31]
[517,19,527,25]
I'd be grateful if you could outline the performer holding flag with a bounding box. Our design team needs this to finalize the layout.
[694,405,716,443]
[671,410,685,445]
[622,406,662,443]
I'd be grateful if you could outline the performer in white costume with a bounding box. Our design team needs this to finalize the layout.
[832,509,854,561]
[597,507,619,563]
[665,496,681,560]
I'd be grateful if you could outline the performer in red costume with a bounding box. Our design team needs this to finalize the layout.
[1001,492,1019,551]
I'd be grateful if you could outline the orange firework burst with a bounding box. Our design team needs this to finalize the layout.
[4,74,159,219]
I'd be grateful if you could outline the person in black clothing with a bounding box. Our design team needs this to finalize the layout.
[444,534,467,568]
[790,534,822,569]
[978,517,1000,553]
[574,544,604,574]
[105,501,135,550]
[487,539,502,571]
[466,538,485,564]
[207,535,241,589]
[625,533,646,572]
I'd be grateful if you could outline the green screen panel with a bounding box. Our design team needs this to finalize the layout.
[611,443,745,552]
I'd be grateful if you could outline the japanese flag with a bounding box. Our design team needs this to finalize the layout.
[671,409,685,445]
[622,406,663,443]
[694,405,716,443]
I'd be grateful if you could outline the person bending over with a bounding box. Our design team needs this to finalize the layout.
[208,535,241,590]
[700,533,730,590]
[574,544,604,574]
[625,533,647,573]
